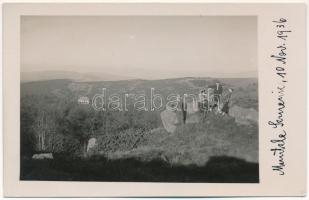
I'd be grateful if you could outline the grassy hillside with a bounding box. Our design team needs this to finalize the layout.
[20,76,258,182]
[103,112,258,165]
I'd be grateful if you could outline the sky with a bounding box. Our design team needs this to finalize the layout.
[21,16,257,79]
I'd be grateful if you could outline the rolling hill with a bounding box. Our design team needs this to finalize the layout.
[21,70,137,83]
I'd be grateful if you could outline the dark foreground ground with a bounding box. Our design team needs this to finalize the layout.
[20,156,259,183]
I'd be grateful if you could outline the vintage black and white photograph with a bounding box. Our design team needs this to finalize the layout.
[20,16,258,183]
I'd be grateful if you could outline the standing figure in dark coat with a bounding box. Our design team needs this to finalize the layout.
[221,101,230,115]
[221,88,233,115]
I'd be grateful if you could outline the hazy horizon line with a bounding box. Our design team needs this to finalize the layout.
[21,69,258,79]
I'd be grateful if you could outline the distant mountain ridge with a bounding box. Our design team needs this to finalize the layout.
[21,70,137,82]
[21,70,257,83]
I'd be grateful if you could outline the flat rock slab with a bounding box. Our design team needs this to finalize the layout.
[32,153,53,160]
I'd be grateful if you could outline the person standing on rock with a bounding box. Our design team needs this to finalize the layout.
[209,82,223,107]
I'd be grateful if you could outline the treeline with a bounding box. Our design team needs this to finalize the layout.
[20,94,161,158]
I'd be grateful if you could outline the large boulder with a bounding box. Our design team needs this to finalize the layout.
[185,102,201,124]
[160,109,179,133]
[229,105,258,125]
[32,153,53,160]
[160,102,201,133]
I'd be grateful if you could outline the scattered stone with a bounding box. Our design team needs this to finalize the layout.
[87,138,97,152]
[32,153,53,160]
